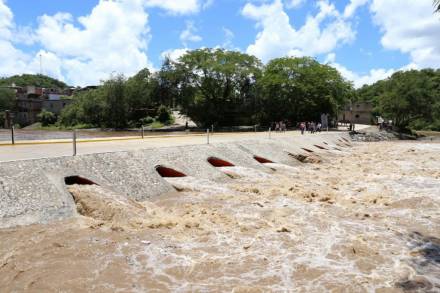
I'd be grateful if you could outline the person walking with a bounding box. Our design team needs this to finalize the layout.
[300,122,305,135]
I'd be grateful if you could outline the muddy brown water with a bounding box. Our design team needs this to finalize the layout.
[0,141,439,292]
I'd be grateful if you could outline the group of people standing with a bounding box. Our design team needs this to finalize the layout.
[273,121,288,132]
[299,121,322,135]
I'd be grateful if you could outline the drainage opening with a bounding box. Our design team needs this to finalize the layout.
[253,155,274,164]
[65,176,97,186]
[156,165,186,177]
[301,148,314,153]
[207,157,235,167]
[288,153,321,164]
[341,137,350,143]
[323,142,329,145]
[314,144,328,150]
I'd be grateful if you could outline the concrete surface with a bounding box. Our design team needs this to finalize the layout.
[0,132,349,228]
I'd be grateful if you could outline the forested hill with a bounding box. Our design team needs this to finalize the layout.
[0,74,68,88]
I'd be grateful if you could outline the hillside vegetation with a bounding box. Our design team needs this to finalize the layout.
[0,74,68,89]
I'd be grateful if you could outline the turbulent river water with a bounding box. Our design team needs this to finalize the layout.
[0,140,439,292]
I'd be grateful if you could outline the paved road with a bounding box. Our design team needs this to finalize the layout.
[0,131,307,162]
[0,125,371,162]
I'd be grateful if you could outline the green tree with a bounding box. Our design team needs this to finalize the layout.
[125,68,155,124]
[171,48,263,127]
[0,88,15,111]
[37,109,57,126]
[259,57,352,124]
[59,88,105,127]
[359,69,440,131]
[156,105,172,123]
[102,75,128,129]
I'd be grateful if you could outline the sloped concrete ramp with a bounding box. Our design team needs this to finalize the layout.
[0,133,348,228]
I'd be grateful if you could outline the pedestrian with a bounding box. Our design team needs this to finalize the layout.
[300,122,305,135]
[317,122,322,132]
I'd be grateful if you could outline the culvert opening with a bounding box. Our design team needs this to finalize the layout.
[156,166,186,178]
[65,176,97,186]
[301,148,314,153]
[253,155,274,164]
[288,153,322,164]
[314,144,328,150]
[207,157,235,167]
[323,142,329,145]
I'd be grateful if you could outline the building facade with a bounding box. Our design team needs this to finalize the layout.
[338,101,375,125]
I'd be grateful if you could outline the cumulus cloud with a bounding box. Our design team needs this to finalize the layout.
[344,0,368,18]
[145,0,210,15]
[0,0,42,78]
[160,48,189,62]
[370,0,440,68]
[285,0,305,9]
[325,52,395,88]
[180,21,202,46]
[34,0,152,86]
[0,0,213,85]
[242,0,359,62]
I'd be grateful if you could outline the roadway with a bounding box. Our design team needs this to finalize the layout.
[0,125,370,162]
[0,131,301,162]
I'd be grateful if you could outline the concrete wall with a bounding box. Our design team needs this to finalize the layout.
[0,133,349,228]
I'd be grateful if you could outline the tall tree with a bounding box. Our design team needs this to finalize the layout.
[171,48,263,127]
[259,57,352,124]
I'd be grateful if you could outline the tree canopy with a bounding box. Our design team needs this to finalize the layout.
[259,57,352,124]
[171,48,263,126]
[357,69,440,130]
[58,49,353,129]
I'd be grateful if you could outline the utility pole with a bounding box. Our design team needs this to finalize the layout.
[39,53,43,75]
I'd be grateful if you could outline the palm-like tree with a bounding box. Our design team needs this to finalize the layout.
[435,0,440,12]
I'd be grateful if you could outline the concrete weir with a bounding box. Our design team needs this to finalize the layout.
[0,133,349,228]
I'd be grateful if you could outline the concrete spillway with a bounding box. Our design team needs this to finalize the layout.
[0,133,349,228]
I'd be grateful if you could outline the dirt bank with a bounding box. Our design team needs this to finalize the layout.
[0,140,439,292]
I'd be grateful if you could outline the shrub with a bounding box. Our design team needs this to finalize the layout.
[156,105,172,123]
[37,109,57,126]
[139,116,154,126]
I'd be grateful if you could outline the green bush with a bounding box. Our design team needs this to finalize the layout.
[156,105,172,123]
[139,116,154,125]
[37,109,57,126]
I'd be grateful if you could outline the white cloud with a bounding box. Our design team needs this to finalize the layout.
[222,27,235,49]
[180,21,202,46]
[370,0,440,68]
[285,0,305,9]
[0,0,33,77]
[325,53,395,88]
[145,0,211,14]
[34,0,151,86]
[242,0,357,62]
[1,0,214,86]
[160,48,189,62]
[343,0,368,18]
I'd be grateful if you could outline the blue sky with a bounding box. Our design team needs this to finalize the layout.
[1,0,439,87]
